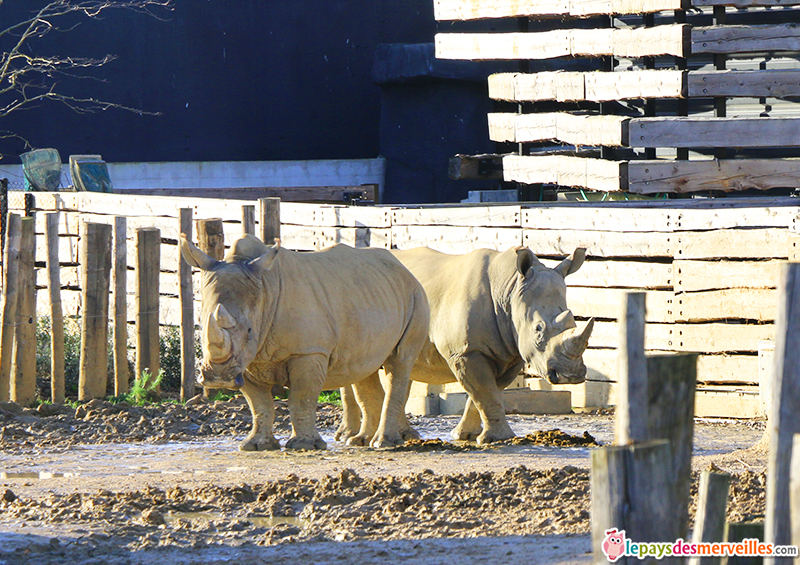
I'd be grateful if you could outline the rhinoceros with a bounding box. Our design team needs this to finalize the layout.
[180,234,429,451]
[336,246,594,445]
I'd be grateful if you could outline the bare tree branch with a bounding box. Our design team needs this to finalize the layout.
[0,0,173,147]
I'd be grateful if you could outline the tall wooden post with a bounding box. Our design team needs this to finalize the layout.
[196,219,223,398]
[0,214,21,402]
[790,434,800,549]
[241,205,256,237]
[78,222,112,401]
[113,217,128,396]
[179,208,195,402]
[765,262,800,562]
[258,197,280,245]
[11,217,36,406]
[45,213,65,403]
[688,470,732,565]
[616,292,647,445]
[646,353,698,538]
[197,219,224,260]
[135,227,161,393]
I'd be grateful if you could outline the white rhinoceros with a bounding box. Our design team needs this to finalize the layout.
[336,246,594,445]
[180,234,429,451]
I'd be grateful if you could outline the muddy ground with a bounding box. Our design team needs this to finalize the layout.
[0,396,768,565]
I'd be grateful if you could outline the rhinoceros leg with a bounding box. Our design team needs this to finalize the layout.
[346,371,384,446]
[449,352,515,445]
[285,354,328,451]
[452,398,482,441]
[238,380,281,452]
[334,385,361,442]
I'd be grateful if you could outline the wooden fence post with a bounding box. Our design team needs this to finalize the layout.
[616,292,647,445]
[196,219,223,398]
[45,213,65,403]
[0,214,21,402]
[197,219,225,260]
[688,470,732,565]
[258,197,280,245]
[11,217,36,406]
[135,227,161,394]
[591,440,681,565]
[113,216,128,396]
[179,208,195,402]
[78,222,112,401]
[242,205,256,237]
[765,262,800,563]
[789,434,800,550]
[646,353,698,539]
[0,178,8,260]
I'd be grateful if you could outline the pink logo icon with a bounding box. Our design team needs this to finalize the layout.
[602,528,626,562]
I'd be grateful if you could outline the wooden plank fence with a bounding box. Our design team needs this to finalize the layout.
[9,192,798,415]
[436,0,800,196]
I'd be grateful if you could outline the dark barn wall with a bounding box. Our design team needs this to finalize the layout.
[0,0,434,163]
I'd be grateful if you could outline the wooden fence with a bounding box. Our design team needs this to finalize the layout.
[12,192,800,414]
[435,0,800,195]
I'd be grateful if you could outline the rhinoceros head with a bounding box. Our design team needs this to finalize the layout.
[509,247,594,385]
[180,234,279,389]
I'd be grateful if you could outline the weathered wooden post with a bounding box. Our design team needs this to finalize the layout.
[765,262,800,564]
[688,470,732,565]
[647,353,698,538]
[78,222,112,401]
[790,434,800,549]
[11,217,36,406]
[135,227,161,393]
[616,292,647,445]
[0,214,21,402]
[241,205,256,237]
[179,208,195,402]
[45,213,65,403]
[258,197,280,245]
[113,216,128,396]
[196,219,223,398]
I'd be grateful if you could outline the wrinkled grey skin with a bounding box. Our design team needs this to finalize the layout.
[336,246,594,446]
[181,235,429,451]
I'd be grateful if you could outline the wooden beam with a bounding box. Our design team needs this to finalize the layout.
[567,287,674,322]
[565,260,674,290]
[392,225,522,253]
[113,185,377,203]
[503,155,625,192]
[628,158,800,194]
[524,228,674,258]
[392,206,521,228]
[676,228,789,260]
[695,0,800,5]
[46,213,65,404]
[435,25,689,60]
[693,24,800,54]
[630,117,800,148]
[434,0,685,20]
[689,69,800,98]
[0,214,21,403]
[616,292,648,445]
[688,470,732,565]
[675,288,777,322]
[489,113,629,146]
[675,259,781,292]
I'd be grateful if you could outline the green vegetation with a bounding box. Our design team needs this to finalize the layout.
[318,389,341,405]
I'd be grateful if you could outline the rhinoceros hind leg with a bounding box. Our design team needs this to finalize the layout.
[334,385,360,442]
[451,398,482,441]
[239,435,281,452]
[285,435,327,451]
[345,372,385,447]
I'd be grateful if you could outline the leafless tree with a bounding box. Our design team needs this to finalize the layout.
[0,0,173,149]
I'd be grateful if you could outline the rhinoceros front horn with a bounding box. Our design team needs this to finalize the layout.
[204,305,234,363]
[561,318,594,359]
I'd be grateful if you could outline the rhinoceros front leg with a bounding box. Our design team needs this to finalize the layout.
[454,362,525,442]
[449,352,514,445]
[346,371,384,446]
[334,384,361,442]
[285,354,328,451]
[238,380,281,451]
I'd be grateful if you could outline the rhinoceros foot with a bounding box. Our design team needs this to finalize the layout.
[334,423,358,443]
[345,433,372,447]
[400,427,421,441]
[239,435,281,452]
[370,433,404,448]
[476,425,515,445]
[285,436,328,451]
[451,427,480,442]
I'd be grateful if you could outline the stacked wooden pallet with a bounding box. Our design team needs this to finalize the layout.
[435,0,800,194]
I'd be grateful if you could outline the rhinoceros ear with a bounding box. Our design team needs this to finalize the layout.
[515,247,541,277]
[555,248,586,278]
[249,239,281,272]
[180,235,219,271]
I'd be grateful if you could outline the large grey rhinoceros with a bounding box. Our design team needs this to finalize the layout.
[337,246,594,445]
[180,234,429,451]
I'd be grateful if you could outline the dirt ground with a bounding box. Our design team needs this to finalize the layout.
[0,396,768,565]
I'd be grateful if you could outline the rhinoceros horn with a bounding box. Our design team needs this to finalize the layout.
[553,309,576,332]
[204,304,234,362]
[561,318,594,359]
